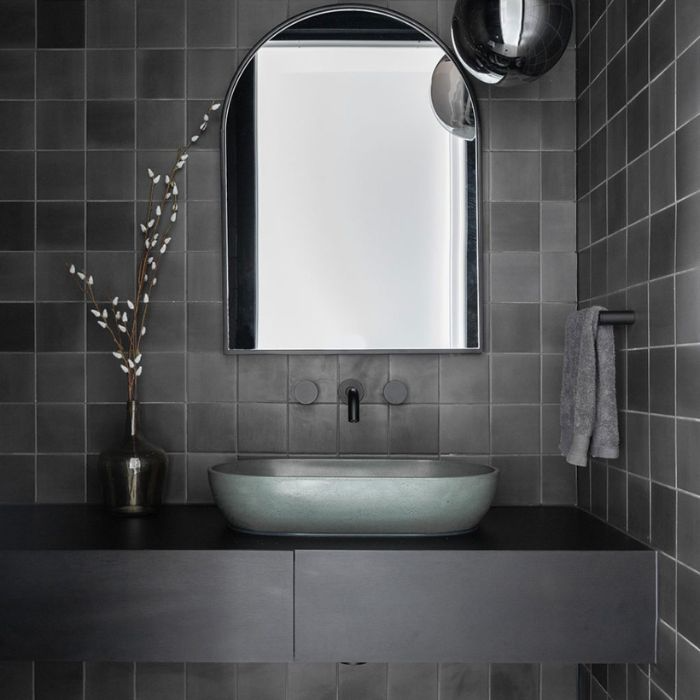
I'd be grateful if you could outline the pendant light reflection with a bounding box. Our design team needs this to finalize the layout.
[451,0,573,87]
[430,56,476,141]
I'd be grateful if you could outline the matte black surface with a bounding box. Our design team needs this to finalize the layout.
[295,549,656,662]
[226,58,256,350]
[276,10,425,41]
[0,505,652,551]
[598,310,635,325]
[346,386,360,423]
[0,550,294,662]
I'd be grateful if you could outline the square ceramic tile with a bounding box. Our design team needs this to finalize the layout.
[287,663,336,700]
[389,405,438,454]
[135,663,185,700]
[85,662,134,700]
[237,663,286,700]
[87,0,134,48]
[185,663,236,700]
[289,404,337,454]
[387,664,437,700]
[238,403,287,453]
[0,455,35,504]
[0,662,33,700]
[35,661,84,700]
[438,663,488,700]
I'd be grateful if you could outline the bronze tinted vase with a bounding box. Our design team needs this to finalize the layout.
[99,400,167,516]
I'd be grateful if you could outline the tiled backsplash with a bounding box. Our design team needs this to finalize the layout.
[0,0,578,510]
[0,0,578,698]
[576,0,700,698]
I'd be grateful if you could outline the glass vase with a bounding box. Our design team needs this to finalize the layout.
[98,400,167,516]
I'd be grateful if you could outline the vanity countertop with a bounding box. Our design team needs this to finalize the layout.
[0,505,656,663]
[0,504,649,551]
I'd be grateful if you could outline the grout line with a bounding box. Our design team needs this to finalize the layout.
[183,0,189,504]
[81,0,88,574]
[33,0,38,507]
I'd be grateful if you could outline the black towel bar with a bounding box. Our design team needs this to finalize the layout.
[598,310,635,325]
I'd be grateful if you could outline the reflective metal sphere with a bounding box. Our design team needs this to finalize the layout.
[430,56,476,140]
[451,0,573,86]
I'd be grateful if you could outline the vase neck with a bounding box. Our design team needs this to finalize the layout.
[126,400,140,439]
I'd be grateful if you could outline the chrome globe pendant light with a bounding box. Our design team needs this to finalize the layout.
[451,0,573,86]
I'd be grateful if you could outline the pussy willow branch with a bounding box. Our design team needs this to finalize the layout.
[67,269,136,399]
[67,101,220,402]
[131,175,158,347]
[133,167,178,356]
[136,200,177,356]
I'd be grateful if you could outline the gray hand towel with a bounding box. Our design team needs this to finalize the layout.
[559,307,619,467]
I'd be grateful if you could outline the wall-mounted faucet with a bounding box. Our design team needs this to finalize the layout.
[338,379,365,423]
[346,386,360,423]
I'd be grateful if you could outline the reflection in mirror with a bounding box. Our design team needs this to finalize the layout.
[222,7,480,352]
[430,56,476,140]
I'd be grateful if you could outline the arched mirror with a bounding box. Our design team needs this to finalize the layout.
[222,5,481,352]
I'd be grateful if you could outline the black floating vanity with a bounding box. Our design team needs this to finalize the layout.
[0,506,656,664]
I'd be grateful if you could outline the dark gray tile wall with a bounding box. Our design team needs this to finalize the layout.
[576,0,700,698]
[0,0,578,517]
[0,0,577,697]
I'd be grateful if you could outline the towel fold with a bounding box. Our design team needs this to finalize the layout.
[559,306,619,467]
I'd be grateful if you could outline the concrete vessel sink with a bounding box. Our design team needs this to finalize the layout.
[208,459,498,536]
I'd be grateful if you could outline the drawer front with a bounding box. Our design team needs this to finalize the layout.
[295,550,656,663]
[0,550,294,662]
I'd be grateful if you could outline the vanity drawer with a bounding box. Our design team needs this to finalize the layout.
[294,550,656,663]
[0,550,294,662]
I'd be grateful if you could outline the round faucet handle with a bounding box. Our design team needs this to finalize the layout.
[383,380,408,405]
[293,379,319,405]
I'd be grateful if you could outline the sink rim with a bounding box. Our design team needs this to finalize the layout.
[209,458,498,480]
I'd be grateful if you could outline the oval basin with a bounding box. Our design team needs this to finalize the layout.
[208,459,498,536]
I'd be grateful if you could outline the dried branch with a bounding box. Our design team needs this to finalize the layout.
[66,101,221,401]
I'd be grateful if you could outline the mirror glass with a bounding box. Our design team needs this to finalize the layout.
[223,7,480,352]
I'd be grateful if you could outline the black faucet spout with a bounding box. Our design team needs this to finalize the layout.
[346,387,360,423]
